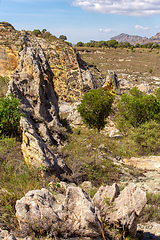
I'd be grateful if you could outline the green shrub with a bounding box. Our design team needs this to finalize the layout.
[32,29,41,36]
[0,94,23,136]
[154,87,160,102]
[116,87,160,132]
[77,88,114,131]
[59,35,67,41]
[130,120,160,155]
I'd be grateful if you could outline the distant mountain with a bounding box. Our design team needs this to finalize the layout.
[111,33,160,45]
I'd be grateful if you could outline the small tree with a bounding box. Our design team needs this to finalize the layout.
[77,88,114,131]
[32,29,41,36]
[0,94,23,136]
[76,41,84,47]
[59,35,67,41]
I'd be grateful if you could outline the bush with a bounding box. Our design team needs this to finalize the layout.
[155,87,160,102]
[77,88,114,131]
[32,29,41,36]
[130,120,160,155]
[116,87,160,132]
[59,35,67,41]
[0,94,23,136]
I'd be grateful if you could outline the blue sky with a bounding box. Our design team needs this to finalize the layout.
[0,0,160,44]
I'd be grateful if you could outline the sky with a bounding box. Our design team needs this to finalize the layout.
[0,0,160,44]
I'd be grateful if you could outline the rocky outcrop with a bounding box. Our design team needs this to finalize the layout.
[15,187,101,238]
[14,183,146,238]
[123,156,160,172]
[7,36,70,176]
[93,183,147,237]
[103,70,121,94]
[0,22,104,102]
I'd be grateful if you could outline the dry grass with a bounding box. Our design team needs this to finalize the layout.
[0,137,49,231]
[76,47,160,87]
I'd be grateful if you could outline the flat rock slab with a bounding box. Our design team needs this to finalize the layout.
[135,171,160,194]
[138,222,160,239]
[124,156,160,172]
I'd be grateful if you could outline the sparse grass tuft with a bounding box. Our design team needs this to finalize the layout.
[61,127,122,186]
[140,192,160,222]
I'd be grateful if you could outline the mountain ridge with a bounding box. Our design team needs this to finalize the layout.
[111,32,160,45]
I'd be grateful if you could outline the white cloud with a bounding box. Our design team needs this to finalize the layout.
[99,28,111,33]
[135,25,148,30]
[71,0,160,16]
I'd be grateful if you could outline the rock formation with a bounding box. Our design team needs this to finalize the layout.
[15,187,101,238]
[7,35,71,176]
[103,70,121,94]
[0,22,104,102]
[14,183,146,238]
[93,183,147,237]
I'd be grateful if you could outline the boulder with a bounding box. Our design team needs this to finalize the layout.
[7,37,71,176]
[15,188,61,236]
[93,183,120,216]
[94,183,147,237]
[15,187,102,238]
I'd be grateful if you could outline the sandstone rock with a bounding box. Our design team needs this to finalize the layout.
[0,22,104,102]
[59,101,83,127]
[99,183,147,237]
[103,70,120,94]
[7,37,70,176]
[15,187,102,238]
[59,187,101,237]
[15,188,61,235]
[81,69,94,92]
[93,183,120,214]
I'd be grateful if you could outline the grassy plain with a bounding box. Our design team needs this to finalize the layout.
[76,47,160,87]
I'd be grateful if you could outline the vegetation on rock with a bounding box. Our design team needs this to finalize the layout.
[59,34,67,41]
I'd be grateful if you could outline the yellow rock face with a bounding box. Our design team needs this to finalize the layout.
[0,45,18,77]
